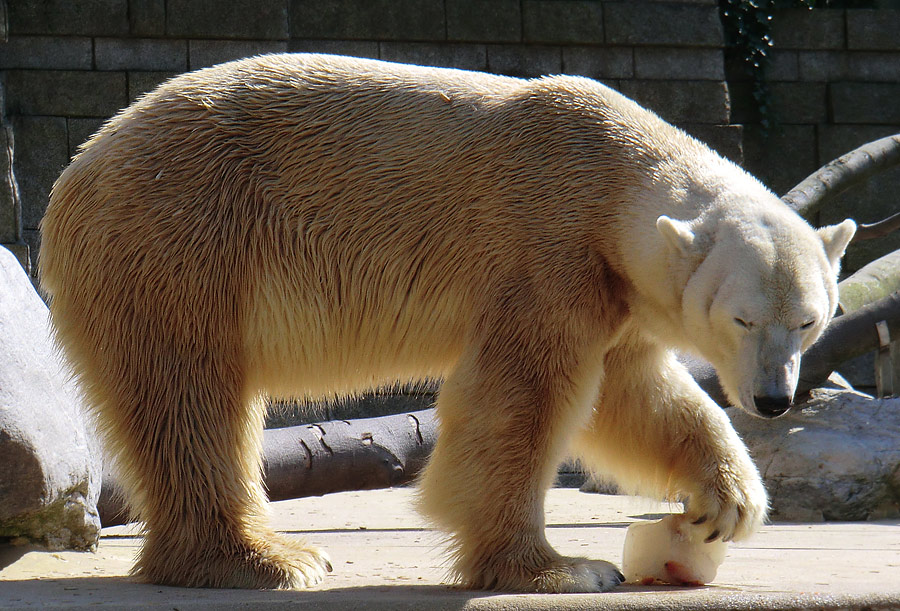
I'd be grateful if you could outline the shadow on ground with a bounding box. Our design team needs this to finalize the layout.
[5,574,890,611]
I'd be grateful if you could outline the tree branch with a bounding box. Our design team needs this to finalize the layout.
[853,211,900,242]
[781,134,900,220]
[838,249,900,314]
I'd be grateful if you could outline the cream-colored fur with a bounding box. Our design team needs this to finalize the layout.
[40,54,853,592]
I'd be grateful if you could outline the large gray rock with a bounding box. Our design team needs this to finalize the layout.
[0,246,101,550]
[732,388,900,522]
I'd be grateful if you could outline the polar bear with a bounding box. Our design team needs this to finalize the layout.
[39,54,854,592]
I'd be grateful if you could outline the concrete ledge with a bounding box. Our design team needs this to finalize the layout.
[2,488,898,610]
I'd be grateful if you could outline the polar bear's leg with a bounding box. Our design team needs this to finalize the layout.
[123,379,331,588]
[78,303,331,589]
[418,333,624,593]
[571,335,768,543]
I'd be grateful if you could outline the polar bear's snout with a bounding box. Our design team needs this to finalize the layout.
[752,394,792,418]
[747,325,803,418]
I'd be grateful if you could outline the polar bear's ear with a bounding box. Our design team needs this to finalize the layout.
[818,219,856,268]
[657,215,699,258]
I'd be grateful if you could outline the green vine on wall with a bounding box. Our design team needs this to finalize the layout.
[720,1,768,132]
[718,0,874,133]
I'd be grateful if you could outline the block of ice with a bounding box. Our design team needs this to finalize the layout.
[622,514,727,585]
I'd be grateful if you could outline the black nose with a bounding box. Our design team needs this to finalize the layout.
[754,395,792,418]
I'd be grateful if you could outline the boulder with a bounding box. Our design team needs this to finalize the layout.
[731,388,900,522]
[0,246,101,551]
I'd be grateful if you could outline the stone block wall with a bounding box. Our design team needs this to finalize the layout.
[0,1,897,275]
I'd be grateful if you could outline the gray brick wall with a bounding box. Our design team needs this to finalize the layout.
[563,46,633,79]
[380,42,487,71]
[846,9,900,51]
[5,70,127,116]
[522,1,604,44]
[294,0,445,41]
[633,48,724,80]
[189,40,288,70]
[604,2,723,47]
[95,38,188,71]
[447,0,521,43]
[168,0,290,39]
[770,9,845,50]
[620,80,729,124]
[8,0,130,36]
[0,1,897,277]
[130,0,166,37]
[0,36,93,70]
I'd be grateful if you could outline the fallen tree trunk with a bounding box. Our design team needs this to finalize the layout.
[262,410,436,502]
[98,409,438,527]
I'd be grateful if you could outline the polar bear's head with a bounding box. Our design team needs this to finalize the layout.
[657,207,855,419]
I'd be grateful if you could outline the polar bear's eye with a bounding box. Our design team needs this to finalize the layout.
[734,317,751,330]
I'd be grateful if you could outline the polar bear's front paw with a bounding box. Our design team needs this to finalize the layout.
[684,468,768,543]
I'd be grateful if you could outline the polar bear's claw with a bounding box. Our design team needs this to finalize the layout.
[684,474,768,545]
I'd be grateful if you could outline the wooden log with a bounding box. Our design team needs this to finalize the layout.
[781,134,900,220]
[838,250,900,314]
[98,410,438,527]
[263,410,436,502]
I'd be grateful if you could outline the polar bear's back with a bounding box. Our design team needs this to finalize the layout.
[58,53,674,227]
[39,54,679,397]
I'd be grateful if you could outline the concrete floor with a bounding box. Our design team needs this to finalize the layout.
[2,487,899,610]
